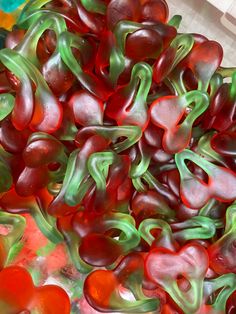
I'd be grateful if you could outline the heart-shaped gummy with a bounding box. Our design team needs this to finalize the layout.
[145,243,208,313]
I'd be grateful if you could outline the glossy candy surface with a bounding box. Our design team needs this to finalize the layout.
[0,0,235,313]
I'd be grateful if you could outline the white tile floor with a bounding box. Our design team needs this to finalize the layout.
[168,0,236,67]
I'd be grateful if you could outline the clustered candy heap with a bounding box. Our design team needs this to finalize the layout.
[0,0,235,313]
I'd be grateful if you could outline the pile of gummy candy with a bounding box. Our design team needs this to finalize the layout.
[0,0,236,313]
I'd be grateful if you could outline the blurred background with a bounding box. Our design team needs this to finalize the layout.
[168,0,236,67]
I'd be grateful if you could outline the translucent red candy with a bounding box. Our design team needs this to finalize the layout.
[0,266,70,313]
[0,0,235,313]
